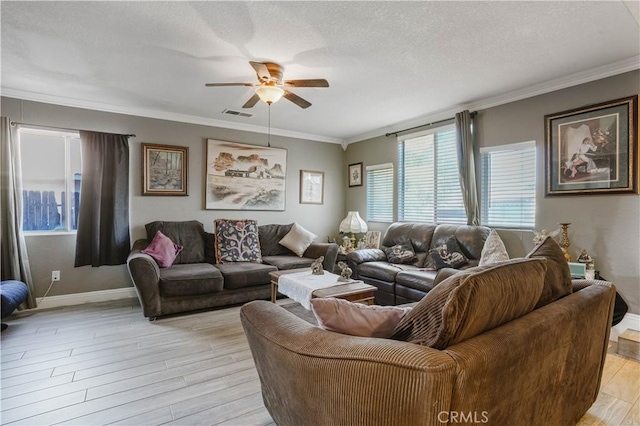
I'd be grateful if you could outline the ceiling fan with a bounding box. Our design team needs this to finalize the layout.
[205,61,329,109]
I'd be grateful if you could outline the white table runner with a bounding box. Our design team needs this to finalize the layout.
[278,270,342,309]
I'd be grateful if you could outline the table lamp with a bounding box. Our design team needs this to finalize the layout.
[339,211,368,249]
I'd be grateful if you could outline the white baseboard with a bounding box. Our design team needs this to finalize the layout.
[34,287,138,310]
[611,313,640,342]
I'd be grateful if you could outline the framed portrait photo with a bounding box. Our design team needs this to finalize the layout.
[348,162,363,187]
[142,143,188,196]
[299,170,324,204]
[544,95,638,195]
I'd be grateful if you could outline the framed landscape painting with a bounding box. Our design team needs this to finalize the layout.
[544,95,638,195]
[142,143,188,196]
[205,139,287,210]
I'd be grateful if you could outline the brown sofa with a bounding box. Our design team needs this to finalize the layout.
[347,222,490,305]
[127,221,337,319]
[241,278,615,426]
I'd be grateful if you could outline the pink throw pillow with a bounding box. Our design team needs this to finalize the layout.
[142,230,183,268]
[310,298,412,338]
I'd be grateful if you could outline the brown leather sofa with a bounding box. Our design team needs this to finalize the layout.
[347,222,490,305]
[241,279,615,426]
[127,221,338,319]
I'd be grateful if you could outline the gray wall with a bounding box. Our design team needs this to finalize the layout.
[345,70,640,314]
[2,97,345,298]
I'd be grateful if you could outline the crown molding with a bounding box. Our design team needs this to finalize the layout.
[344,56,640,145]
[0,88,343,145]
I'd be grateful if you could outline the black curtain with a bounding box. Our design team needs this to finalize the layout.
[75,131,130,267]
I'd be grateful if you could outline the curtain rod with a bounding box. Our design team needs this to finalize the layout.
[385,111,477,137]
[9,121,136,138]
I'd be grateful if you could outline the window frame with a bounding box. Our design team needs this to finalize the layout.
[397,123,467,224]
[480,140,537,230]
[366,162,394,223]
[18,126,81,235]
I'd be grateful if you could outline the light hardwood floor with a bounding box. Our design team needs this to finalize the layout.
[1,299,638,425]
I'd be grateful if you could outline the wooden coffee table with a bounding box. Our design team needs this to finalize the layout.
[269,268,376,305]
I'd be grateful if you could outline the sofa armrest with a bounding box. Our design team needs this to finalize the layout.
[127,239,162,319]
[433,267,459,287]
[303,243,339,271]
[240,300,456,426]
[346,249,387,279]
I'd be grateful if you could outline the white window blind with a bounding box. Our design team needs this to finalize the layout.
[366,163,393,222]
[398,125,466,224]
[480,141,536,229]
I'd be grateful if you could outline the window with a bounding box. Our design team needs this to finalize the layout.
[398,124,466,224]
[480,141,536,229]
[366,163,393,222]
[18,127,82,232]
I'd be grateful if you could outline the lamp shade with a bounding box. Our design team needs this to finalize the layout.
[339,211,368,233]
[255,85,284,104]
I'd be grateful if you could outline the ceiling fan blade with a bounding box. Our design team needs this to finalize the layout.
[283,79,329,88]
[242,93,260,109]
[249,61,271,82]
[205,82,255,87]
[283,90,311,109]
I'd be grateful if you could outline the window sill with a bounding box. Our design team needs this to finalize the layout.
[24,231,77,237]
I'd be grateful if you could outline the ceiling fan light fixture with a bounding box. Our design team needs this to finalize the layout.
[255,85,284,105]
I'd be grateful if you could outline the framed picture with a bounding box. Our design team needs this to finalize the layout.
[205,139,287,210]
[348,162,363,187]
[142,143,188,196]
[545,95,638,195]
[363,231,381,249]
[300,170,324,204]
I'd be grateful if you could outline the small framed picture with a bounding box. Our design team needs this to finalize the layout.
[348,162,363,187]
[142,143,189,196]
[300,170,324,204]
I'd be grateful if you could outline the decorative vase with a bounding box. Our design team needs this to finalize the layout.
[558,222,571,262]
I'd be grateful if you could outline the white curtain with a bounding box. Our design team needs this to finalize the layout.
[455,110,480,226]
[1,117,36,308]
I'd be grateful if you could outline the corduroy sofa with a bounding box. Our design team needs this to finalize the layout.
[241,275,616,426]
[127,221,338,319]
[347,222,490,305]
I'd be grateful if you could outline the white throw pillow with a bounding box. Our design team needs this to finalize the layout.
[479,229,510,266]
[278,222,318,257]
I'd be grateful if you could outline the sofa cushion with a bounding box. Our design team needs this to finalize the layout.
[215,262,277,290]
[479,229,509,266]
[145,221,206,264]
[259,223,295,256]
[384,243,416,264]
[424,236,469,270]
[430,224,490,260]
[391,258,547,349]
[310,298,412,338]
[525,236,573,308]
[395,270,439,293]
[214,219,262,263]
[142,231,183,268]
[159,263,223,297]
[279,222,317,257]
[262,255,315,270]
[381,222,437,254]
[358,261,406,282]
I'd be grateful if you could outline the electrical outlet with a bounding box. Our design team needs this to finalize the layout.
[52,270,60,281]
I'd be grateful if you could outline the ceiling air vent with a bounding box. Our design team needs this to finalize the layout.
[222,109,253,118]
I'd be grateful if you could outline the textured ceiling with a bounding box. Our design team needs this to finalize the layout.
[2,1,639,144]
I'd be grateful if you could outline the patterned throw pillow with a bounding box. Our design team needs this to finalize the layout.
[479,229,510,266]
[424,236,469,270]
[384,243,416,264]
[214,219,262,263]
